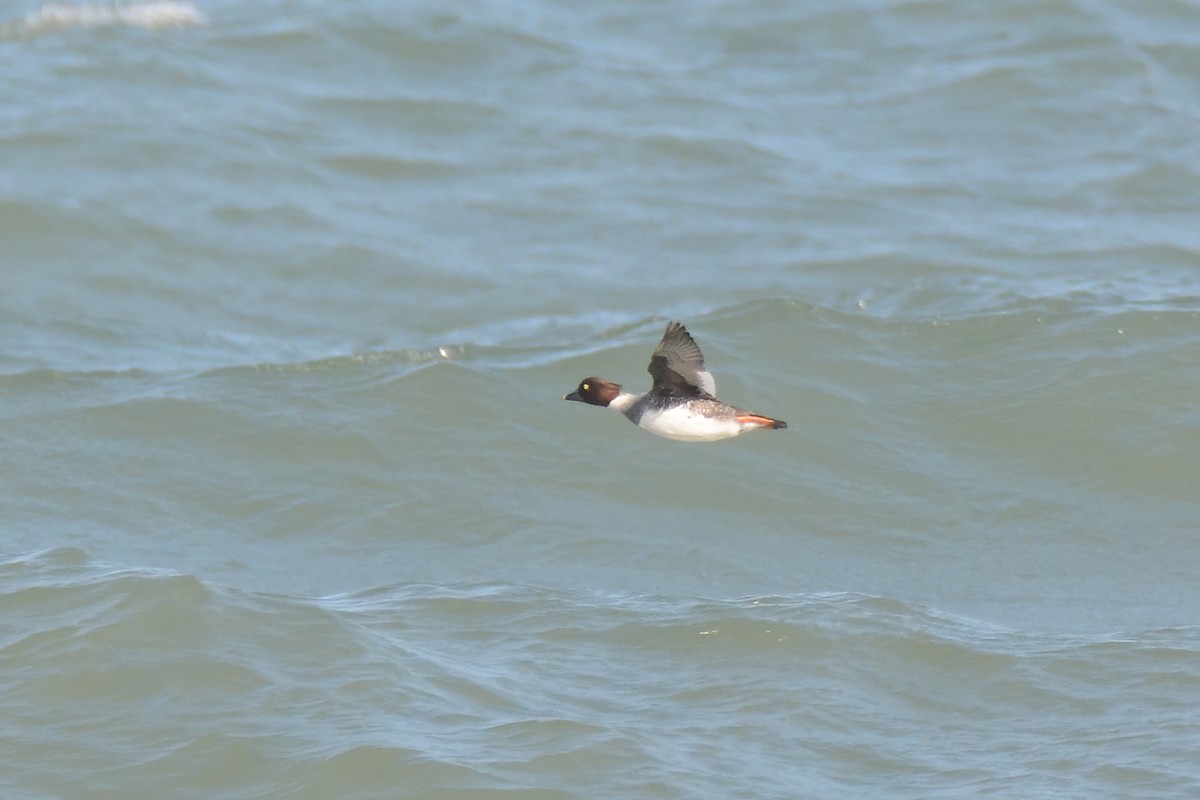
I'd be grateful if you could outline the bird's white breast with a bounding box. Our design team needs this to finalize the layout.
[635,405,745,442]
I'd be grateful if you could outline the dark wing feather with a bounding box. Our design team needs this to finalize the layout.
[646,321,717,398]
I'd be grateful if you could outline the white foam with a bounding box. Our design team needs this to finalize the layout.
[21,2,205,32]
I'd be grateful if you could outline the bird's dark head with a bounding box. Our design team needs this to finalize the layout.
[563,377,622,407]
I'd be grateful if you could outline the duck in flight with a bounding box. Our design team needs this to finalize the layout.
[564,321,787,442]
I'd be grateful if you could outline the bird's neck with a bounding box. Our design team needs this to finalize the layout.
[608,391,640,412]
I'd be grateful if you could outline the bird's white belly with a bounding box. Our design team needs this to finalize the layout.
[636,405,744,442]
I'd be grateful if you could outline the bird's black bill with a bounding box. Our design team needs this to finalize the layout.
[564,390,582,402]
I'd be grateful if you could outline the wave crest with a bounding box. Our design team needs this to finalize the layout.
[20,2,205,33]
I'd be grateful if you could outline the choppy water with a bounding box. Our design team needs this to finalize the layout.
[3,1,1200,798]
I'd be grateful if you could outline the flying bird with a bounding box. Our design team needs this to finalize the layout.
[564,321,787,442]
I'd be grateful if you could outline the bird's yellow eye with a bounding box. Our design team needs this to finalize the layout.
[582,383,590,391]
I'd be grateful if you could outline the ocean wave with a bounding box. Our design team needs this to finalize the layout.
[12,2,205,36]
[5,552,1199,798]
[827,270,1200,321]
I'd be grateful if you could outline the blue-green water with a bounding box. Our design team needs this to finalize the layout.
[3,1,1200,798]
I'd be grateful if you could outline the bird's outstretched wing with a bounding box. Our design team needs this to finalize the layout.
[646,321,717,398]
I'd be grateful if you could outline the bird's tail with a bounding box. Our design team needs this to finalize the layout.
[736,414,787,430]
